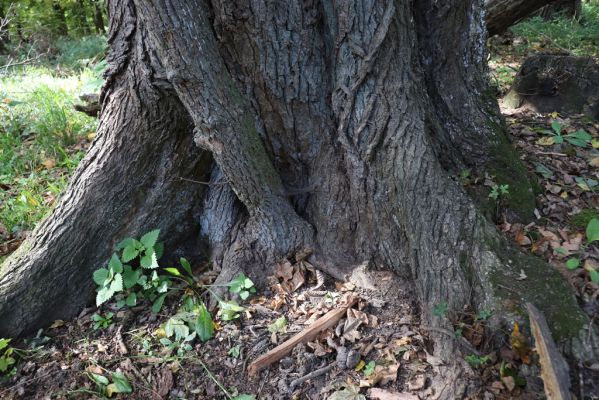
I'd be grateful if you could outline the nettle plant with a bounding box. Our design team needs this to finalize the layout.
[92,229,256,346]
[564,218,599,284]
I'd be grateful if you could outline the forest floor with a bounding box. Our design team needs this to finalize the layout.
[1,18,599,400]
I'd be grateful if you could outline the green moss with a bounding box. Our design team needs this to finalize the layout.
[569,208,599,228]
[485,232,588,341]
[484,123,541,222]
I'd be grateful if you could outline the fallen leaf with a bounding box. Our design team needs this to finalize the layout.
[407,374,426,391]
[41,158,56,169]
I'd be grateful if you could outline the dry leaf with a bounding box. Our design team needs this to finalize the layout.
[407,374,426,391]
[41,158,56,169]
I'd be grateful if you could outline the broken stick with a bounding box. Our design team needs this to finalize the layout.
[526,303,571,400]
[247,296,357,376]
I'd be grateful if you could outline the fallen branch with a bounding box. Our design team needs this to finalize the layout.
[526,303,571,400]
[247,295,357,376]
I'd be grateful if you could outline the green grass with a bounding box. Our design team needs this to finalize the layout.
[0,57,104,235]
[510,2,599,57]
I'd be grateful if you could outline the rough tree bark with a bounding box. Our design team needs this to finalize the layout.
[538,0,583,20]
[1,0,597,396]
[485,0,557,36]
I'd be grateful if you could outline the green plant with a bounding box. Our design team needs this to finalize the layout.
[91,312,114,330]
[228,272,256,300]
[565,218,599,284]
[488,184,509,200]
[464,354,490,368]
[537,121,592,148]
[0,338,16,377]
[432,302,448,317]
[363,361,376,377]
[88,370,133,398]
[228,345,241,358]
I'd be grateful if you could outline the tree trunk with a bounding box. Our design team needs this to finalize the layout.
[51,0,68,37]
[92,0,106,35]
[1,0,597,395]
[485,0,557,36]
[538,0,582,20]
[75,0,91,36]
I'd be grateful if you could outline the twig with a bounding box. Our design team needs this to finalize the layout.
[247,296,357,376]
[290,363,335,390]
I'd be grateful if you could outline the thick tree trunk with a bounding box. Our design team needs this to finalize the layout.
[1,0,597,396]
[485,0,557,36]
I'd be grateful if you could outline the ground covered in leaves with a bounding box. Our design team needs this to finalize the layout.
[2,26,599,400]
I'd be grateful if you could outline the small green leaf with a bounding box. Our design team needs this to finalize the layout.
[110,273,123,292]
[363,361,376,376]
[96,287,114,306]
[122,245,139,262]
[140,229,160,249]
[551,121,561,135]
[229,344,241,358]
[108,253,123,274]
[432,302,448,317]
[232,395,256,400]
[196,303,214,342]
[110,372,133,393]
[122,266,140,289]
[125,292,137,307]
[554,135,564,144]
[140,251,159,269]
[240,290,250,300]
[115,237,135,250]
[93,268,109,286]
[218,300,245,321]
[180,257,193,276]
[589,269,599,284]
[164,267,181,277]
[268,316,287,334]
[154,242,164,259]
[566,258,580,270]
[152,293,167,313]
[586,218,599,243]
[91,373,109,386]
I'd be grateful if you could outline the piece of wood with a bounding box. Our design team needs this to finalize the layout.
[526,303,571,400]
[247,296,357,376]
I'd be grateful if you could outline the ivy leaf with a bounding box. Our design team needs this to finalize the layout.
[93,268,109,286]
[196,303,214,342]
[587,218,599,243]
[152,293,167,313]
[122,244,139,262]
[140,229,160,249]
[140,251,159,269]
[180,257,193,277]
[108,253,123,274]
